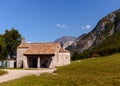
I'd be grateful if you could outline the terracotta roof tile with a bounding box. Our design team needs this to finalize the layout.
[18,42,60,55]
[18,43,30,48]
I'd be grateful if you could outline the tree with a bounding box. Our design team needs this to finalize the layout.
[3,28,21,58]
[114,11,120,27]
[72,51,80,60]
[0,34,7,59]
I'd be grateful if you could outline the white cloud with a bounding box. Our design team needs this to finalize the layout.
[85,25,91,29]
[56,24,67,28]
[81,24,91,30]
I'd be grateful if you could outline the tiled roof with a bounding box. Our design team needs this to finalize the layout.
[18,43,30,48]
[18,42,60,55]
[59,48,70,52]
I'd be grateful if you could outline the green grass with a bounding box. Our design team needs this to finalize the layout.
[1,54,120,86]
[0,70,7,76]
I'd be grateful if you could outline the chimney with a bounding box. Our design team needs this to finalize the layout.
[21,37,25,44]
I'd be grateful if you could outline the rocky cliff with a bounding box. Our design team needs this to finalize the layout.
[70,9,120,53]
[55,36,77,48]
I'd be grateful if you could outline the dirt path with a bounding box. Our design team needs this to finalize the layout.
[0,69,56,83]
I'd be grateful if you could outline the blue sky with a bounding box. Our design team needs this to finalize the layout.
[0,0,120,42]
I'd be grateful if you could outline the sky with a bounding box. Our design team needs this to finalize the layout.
[0,0,120,42]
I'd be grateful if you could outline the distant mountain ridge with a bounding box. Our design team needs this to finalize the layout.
[55,36,77,48]
[68,9,120,55]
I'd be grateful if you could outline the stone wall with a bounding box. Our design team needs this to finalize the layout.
[49,56,55,68]
[17,48,28,68]
[58,52,70,66]
[54,44,61,67]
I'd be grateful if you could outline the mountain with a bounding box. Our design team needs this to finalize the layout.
[55,36,77,48]
[69,9,120,56]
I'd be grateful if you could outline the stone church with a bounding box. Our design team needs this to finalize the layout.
[17,38,70,69]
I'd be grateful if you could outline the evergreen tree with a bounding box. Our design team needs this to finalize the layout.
[72,51,80,60]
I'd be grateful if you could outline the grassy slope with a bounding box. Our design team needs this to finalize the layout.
[1,54,120,86]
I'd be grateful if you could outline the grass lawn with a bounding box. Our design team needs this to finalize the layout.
[0,70,7,76]
[1,54,120,86]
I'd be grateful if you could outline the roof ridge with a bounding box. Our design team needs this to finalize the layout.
[25,42,60,44]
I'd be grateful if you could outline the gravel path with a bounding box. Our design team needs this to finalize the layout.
[0,69,56,83]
